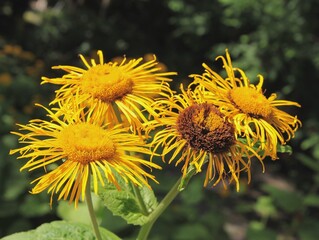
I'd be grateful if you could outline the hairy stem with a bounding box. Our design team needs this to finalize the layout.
[137,177,181,240]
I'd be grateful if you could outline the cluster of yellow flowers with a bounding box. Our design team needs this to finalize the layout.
[10,49,301,206]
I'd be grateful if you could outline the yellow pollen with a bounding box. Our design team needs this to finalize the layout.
[81,64,134,102]
[229,87,272,118]
[57,123,116,164]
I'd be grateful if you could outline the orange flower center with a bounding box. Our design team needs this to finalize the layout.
[57,123,116,164]
[177,103,235,153]
[81,64,134,102]
[228,87,272,119]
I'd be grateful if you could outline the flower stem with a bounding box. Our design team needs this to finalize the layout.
[137,177,182,240]
[85,175,103,240]
[131,182,149,215]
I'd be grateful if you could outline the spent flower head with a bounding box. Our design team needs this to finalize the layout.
[150,84,263,191]
[191,50,301,159]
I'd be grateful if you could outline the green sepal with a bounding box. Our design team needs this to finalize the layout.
[178,163,197,191]
[238,138,293,154]
[276,144,292,154]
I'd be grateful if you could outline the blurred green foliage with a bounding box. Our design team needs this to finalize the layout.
[1,0,319,239]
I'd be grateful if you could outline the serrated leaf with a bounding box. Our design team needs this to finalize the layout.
[98,172,158,226]
[1,220,121,240]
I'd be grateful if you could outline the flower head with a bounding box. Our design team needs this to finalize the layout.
[10,104,161,207]
[191,50,301,159]
[151,85,263,191]
[41,50,176,134]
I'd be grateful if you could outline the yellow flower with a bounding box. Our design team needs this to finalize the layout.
[191,50,301,159]
[151,85,263,191]
[10,104,161,207]
[41,50,176,134]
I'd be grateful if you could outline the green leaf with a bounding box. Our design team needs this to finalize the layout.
[1,220,121,240]
[313,143,319,160]
[98,173,158,226]
[180,176,204,205]
[301,135,319,150]
[296,153,319,172]
[262,184,303,213]
[19,194,51,217]
[298,218,319,240]
[57,193,117,228]
[253,196,277,218]
[57,197,130,234]
[175,224,210,239]
[304,194,319,207]
[247,221,277,240]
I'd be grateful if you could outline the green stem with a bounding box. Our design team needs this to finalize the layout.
[132,182,149,215]
[112,102,123,124]
[85,175,103,240]
[137,177,182,240]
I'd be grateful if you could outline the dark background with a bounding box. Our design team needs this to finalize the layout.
[1,0,319,239]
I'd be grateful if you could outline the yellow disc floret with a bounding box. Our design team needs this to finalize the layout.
[81,64,134,102]
[58,123,116,164]
[228,87,273,119]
